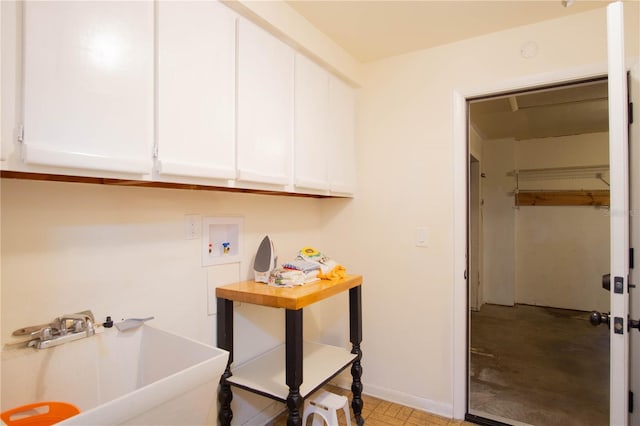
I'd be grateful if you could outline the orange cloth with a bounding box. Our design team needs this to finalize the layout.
[317,264,347,280]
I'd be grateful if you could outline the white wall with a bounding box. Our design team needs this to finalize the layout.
[0,179,340,423]
[516,132,610,190]
[482,139,516,306]
[481,132,610,312]
[514,132,610,312]
[321,5,639,418]
[516,206,610,311]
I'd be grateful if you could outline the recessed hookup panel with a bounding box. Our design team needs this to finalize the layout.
[202,216,243,266]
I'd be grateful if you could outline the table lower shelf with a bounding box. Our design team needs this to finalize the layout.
[226,340,357,402]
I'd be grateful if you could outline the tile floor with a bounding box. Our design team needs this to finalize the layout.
[269,384,474,426]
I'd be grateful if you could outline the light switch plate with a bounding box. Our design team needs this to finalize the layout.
[184,214,201,240]
[416,227,428,247]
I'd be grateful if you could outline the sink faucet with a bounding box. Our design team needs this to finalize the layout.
[13,310,96,349]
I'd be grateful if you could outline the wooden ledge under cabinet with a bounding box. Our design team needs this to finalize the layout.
[0,171,337,198]
[215,275,363,310]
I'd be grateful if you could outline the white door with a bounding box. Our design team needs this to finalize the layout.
[236,17,293,187]
[22,1,153,175]
[294,53,330,191]
[607,2,630,424]
[328,75,357,195]
[156,0,236,181]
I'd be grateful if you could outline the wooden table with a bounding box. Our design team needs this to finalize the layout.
[216,275,364,425]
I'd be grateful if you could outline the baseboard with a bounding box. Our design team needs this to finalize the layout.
[242,401,285,426]
[330,377,453,419]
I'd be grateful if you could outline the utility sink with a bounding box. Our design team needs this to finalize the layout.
[1,325,228,425]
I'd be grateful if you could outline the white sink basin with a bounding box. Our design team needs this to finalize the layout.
[1,325,228,425]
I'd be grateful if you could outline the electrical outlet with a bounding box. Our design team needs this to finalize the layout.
[184,214,201,240]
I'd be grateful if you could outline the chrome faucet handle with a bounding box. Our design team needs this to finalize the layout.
[40,327,53,340]
[84,317,95,336]
[59,311,95,337]
[30,326,54,341]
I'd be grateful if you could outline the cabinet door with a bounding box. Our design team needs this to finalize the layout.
[236,17,293,186]
[22,1,153,175]
[156,1,236,181]
[294,54,330,192]
[328,76,357,195]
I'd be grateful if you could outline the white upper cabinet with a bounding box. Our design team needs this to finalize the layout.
[328,76,357,195]
[294,54,330,192]
[21,1,154,175]
[13,1,356,196]
[156,1,236,182]
[236,17,294,187]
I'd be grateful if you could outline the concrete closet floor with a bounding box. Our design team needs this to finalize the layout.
[269,384,474,425]
[469,304,609,425]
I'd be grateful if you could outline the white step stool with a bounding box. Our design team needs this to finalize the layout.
[302,390,351,426]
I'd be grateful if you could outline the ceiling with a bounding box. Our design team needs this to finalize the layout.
[286,0,611,63]
[470,80,609,140]
[286,0,614,140]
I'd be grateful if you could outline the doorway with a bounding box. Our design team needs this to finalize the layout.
[466,78,611,425]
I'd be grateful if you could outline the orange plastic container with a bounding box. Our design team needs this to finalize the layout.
[1,402,80,426]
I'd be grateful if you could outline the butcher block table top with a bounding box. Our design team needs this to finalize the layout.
[216,274,363,310]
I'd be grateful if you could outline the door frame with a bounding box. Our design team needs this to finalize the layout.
[629,60,640,426]
[452,59,639,419]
